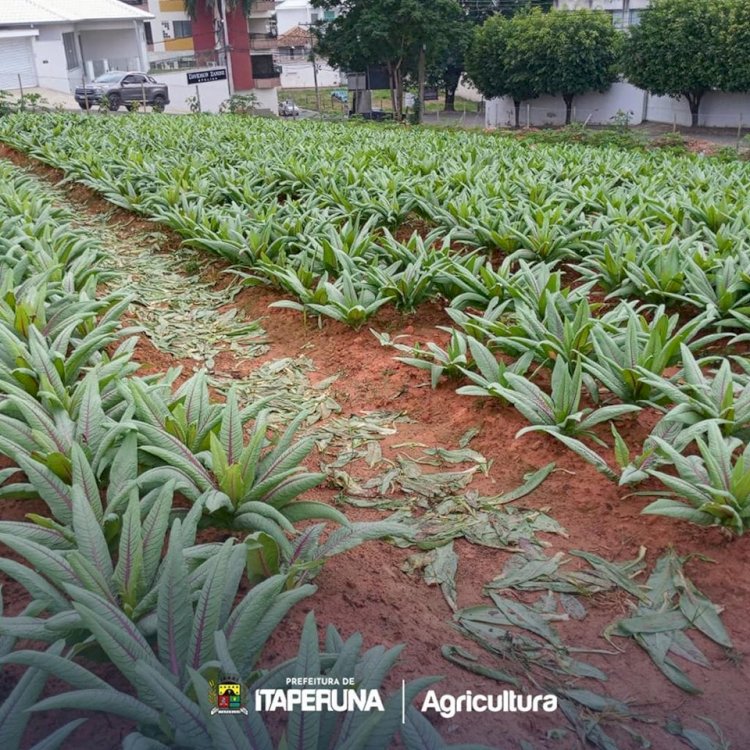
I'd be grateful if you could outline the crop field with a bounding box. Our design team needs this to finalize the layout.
[0,112,748,749]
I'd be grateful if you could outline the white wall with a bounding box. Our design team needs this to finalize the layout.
[485,83,750,130]
[155,68,279,114]
[646,92,750,129]
[78,27,140,63]
[156,69,231,112]
[252,87,279,112]
[33,26,74,93]
[456,80,482,103]
[277,7,311,35]
[280,60,342,88]
[486,82,647,128]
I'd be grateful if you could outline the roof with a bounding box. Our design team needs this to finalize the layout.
[277,24,312,48]
[0,0,154,26]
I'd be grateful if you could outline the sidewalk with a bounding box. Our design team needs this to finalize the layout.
[9,87,79,111]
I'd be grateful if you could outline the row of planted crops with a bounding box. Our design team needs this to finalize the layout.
[0,158,442,748]
[0,111,749,748]
[3,114,749,535]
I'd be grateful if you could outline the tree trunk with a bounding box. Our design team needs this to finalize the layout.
[387,62,397,118]
[685,92,703,128]
[394,68,402,122]
[514,99,521,129]
[563,94,574,125]
[444,88,455,112]
[417,44,426,125]
[443,67,461,112]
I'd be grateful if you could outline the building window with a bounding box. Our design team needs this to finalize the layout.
[629,9,643,25]
[323,9,335,20]
[144,22,153,46]
[62,32,79,70]
[252,54,278,79]
[173,20,192,39]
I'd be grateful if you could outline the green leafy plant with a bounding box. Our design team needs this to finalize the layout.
[583,306,723,403]
[123,370,269,454]
[393,328,470,389]
[0,520,316,748]
[638,345,750,436]
[4,605,446,750]
[437,255,514,310]
[642,422,750,535]
[272,272,389,329]
[456,336,534,402]
[185,94,201,114]
[498,357,640,443]
[368,256,444,312]
[137,391,339,547]
[485,293,601,365]
[219,93,259,115]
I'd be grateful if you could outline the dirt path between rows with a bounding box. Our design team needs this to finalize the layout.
[1,145,749,750]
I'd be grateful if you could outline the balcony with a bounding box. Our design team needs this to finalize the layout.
[249,33,277,51]
[164,37,195,52]
[253,76,279,89]
[250,0,276,16]
[252,54,281,88]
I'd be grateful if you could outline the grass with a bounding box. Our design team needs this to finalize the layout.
[279,86,481,115]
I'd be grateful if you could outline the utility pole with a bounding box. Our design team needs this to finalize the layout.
[301,22,321,115]
[312,52,321,115]
[216,0,234,94]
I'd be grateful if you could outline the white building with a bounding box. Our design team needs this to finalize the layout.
[0,0,152,92]
[275,24,343,88]
[122,0,195,63]
[486,0,750,130]
[274,0,341,88]
[118,0,283,113]
[553,0,650,28]
[276,0,336,35]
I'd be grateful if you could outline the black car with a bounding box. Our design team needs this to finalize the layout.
[75,71,170,111]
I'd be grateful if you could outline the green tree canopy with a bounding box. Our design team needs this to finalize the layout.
[430,0,552,112]
[539,9,621,124]
[721,0,750,94]
[312,0,463,120]
[465,12,546,126]
[467,8,619,125]
[623,0,726,127]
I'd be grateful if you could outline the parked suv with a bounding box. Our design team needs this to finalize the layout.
[75,71,170,112]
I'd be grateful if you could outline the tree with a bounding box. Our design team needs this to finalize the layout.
[427,16,473,112]
[312,0,463,121]
[539,9,620,125]
[467,8,617,126]
[465,13,545,127]
[623,0,725,128]
[717,0,750,97]
[431,0,552,113]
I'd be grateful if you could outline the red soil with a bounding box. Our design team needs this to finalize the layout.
[0,145,748,750]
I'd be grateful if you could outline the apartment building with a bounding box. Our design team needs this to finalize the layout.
[121,0,281,94]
